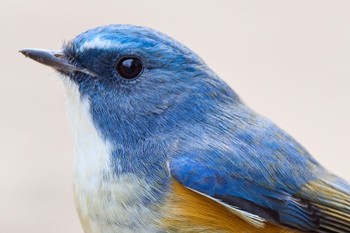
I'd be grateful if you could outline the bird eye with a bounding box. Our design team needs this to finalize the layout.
[116,57,143,79]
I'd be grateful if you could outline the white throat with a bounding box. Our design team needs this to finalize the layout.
[62,80,162,233]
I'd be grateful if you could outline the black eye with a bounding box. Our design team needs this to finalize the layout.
[116,57,143,79]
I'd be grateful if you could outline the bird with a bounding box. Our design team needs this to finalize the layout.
[20,24,350,233]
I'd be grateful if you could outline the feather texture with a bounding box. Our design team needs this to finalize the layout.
[161,180,296,233]
[23,24,350,233]
[297,178,350,232]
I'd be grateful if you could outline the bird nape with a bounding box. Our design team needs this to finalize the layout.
[21,24,350,233]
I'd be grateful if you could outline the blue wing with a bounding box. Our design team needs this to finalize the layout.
[169,105,350,232]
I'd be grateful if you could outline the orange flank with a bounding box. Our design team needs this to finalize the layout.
[160,180,298,233]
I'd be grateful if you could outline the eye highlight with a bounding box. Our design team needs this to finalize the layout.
[116,57,143,79]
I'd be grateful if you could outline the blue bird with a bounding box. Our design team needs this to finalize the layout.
[21,25,350,233]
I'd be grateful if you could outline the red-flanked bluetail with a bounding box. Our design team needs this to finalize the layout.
[21,25,350,233]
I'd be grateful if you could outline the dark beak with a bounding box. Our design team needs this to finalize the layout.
[20,48,96,77]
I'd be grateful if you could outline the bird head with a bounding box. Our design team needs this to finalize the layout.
[21,25,237,142]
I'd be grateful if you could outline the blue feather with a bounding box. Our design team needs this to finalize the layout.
[23,24,350,232]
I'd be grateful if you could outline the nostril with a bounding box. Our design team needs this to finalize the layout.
[54,53,64,58]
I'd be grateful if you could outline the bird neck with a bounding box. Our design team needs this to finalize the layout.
[63,79,171,232]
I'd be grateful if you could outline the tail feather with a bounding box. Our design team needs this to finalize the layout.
[298,176,350,233]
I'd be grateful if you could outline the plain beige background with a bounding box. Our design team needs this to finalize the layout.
[1,0,349,232]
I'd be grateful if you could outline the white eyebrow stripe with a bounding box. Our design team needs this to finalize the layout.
[78,37,119,52]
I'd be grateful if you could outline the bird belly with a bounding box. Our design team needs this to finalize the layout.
[73,173,162,233]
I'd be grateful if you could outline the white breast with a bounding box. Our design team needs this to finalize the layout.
[63,80,162,233]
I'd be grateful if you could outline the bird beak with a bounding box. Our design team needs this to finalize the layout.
[20,48,96,77]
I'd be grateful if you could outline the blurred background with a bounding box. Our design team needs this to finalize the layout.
[1,0,350,232]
